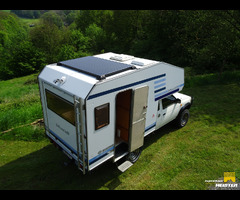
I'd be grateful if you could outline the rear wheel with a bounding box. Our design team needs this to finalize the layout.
[126,147,142,163]
[176,109,190,128]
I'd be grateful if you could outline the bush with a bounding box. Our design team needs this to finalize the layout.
[8,41,46,77]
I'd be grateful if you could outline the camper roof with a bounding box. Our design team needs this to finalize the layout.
[57,56,136,80]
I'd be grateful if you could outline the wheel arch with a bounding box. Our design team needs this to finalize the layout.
[178,102,191,117]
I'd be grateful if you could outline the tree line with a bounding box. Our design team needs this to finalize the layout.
[1,10,240,80]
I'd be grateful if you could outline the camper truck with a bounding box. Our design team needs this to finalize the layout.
[38,52,193,174]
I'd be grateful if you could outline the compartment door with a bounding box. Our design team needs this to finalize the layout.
[129,85,149,152]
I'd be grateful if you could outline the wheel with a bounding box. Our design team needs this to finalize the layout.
[127,148,142,163]
[176,109,190,128]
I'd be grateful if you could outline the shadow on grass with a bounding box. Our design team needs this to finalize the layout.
[0,143,120,190]
[0,123,177,190]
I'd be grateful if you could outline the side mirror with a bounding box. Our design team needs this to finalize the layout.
[175,98,181,104]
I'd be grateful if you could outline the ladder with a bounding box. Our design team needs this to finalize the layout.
[74,96,86,174]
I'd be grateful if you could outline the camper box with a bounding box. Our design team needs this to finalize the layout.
[38,52,191,174]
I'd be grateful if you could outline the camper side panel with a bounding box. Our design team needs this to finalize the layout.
[86,93,115,170]
[86,62,184,170]
[85,65,161,170]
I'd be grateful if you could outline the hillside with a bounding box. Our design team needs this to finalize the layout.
[1,10,240,82]
[0,71,239,189]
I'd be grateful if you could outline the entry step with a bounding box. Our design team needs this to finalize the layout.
[117,160,133,172]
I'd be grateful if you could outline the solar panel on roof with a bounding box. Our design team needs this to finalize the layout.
[57,56,135,80]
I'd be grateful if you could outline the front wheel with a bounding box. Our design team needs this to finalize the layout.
[176,109,190,128]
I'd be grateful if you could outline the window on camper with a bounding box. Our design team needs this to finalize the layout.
[45,89,75,125]
[95,103,110,130]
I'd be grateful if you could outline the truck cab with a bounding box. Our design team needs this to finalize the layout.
[156,93,193,129]
[156,93,193,130]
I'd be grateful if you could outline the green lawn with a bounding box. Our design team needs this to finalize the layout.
[19,17,40,26]
[0,71,240,190]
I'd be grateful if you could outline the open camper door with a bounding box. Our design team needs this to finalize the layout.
[129,86,149,152]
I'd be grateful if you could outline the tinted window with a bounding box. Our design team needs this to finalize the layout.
[45,89,75,125]
[162,95,176,109]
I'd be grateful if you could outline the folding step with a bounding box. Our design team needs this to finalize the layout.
[117,160,133,172]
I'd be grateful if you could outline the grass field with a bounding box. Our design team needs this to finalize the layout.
[0,10,40,26]
[0,71,240,190]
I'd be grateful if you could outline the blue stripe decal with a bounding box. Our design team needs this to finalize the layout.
[49,129,78,155]
[154,78,166,84]
[155,88,179,101]
[145,122,156,132]
[154,87,166,93]
[155,89,169,99]
[154,77,166,94]
[89,146,114,165]
[88,73,166,100]
[154,82,166,89]
[154,83,184,100]
[177,83,184,88]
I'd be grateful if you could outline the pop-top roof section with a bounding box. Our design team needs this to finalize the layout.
[57,56,135,80]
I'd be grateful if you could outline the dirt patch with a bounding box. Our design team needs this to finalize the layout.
[0,118,44,134]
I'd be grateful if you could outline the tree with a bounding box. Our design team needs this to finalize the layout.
[110,10,139,52]
[64,10,79,25]
[179,10,240,74]
[75,10,113,32]
[40,11,63,28]
[85,23,106,53]
[129,10,187,64]
[69,29,89,53]
[58,44,78,61]
[0,11,28,79]
[8,41,46,77]
[30,21,64,63]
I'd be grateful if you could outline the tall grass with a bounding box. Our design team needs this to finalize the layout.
[0,73,44,140]
[0,103,42,131]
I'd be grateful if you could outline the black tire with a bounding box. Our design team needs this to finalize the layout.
[127,147,142,163]
[176,109,190,128]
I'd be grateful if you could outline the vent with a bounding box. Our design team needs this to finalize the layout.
[131,60,145,66]
[131,58,155,67]
[110,54,134,62]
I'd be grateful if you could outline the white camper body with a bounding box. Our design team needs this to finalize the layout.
[38,52,192,174]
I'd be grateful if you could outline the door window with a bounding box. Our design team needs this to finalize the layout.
[162,95,176,109]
